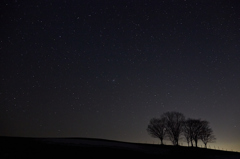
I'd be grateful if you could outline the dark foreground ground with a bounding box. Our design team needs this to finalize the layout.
[0,137,239,159]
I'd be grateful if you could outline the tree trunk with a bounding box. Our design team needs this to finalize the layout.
[176,139,179,146]
[160,138,163,145]
[191,140,194,147]
[195,139,198,147]
[204,143,207,148]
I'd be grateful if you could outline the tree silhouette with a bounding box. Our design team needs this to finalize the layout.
[184,119,212,147]
[147,118,166,145]
[191,119,205,147]
[147,112,216,147]
[200,121,216,148]
[162,111,185,146]
[184,119,194,147]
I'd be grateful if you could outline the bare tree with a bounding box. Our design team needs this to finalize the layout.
[200,122,216,148]
[162,111,185,146]
[184,118,208,147]
[184,119,216,148]
[147,112,216,148]
[191,119,206,147]
[147,118,166,145]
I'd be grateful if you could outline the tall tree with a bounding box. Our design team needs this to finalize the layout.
[147,118,166,145]
[184,118,207,147]
[162,111,185,146]
[200,122,216,148]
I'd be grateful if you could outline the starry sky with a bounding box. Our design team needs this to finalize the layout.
[1,0,240,152]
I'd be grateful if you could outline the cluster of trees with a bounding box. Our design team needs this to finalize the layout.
[147,111,216,148]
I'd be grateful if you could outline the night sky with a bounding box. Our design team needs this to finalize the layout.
[1,0,240,152]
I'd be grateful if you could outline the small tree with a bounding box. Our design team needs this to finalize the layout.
[162,111,185,146]
[200,122,216,148]
[147,118,166,145]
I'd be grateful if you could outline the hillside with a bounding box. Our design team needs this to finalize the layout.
[0,137,239,159]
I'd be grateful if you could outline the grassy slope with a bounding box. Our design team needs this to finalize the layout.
[0,137,239,159]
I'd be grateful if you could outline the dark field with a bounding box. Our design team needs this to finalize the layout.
[0,137,239,159]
